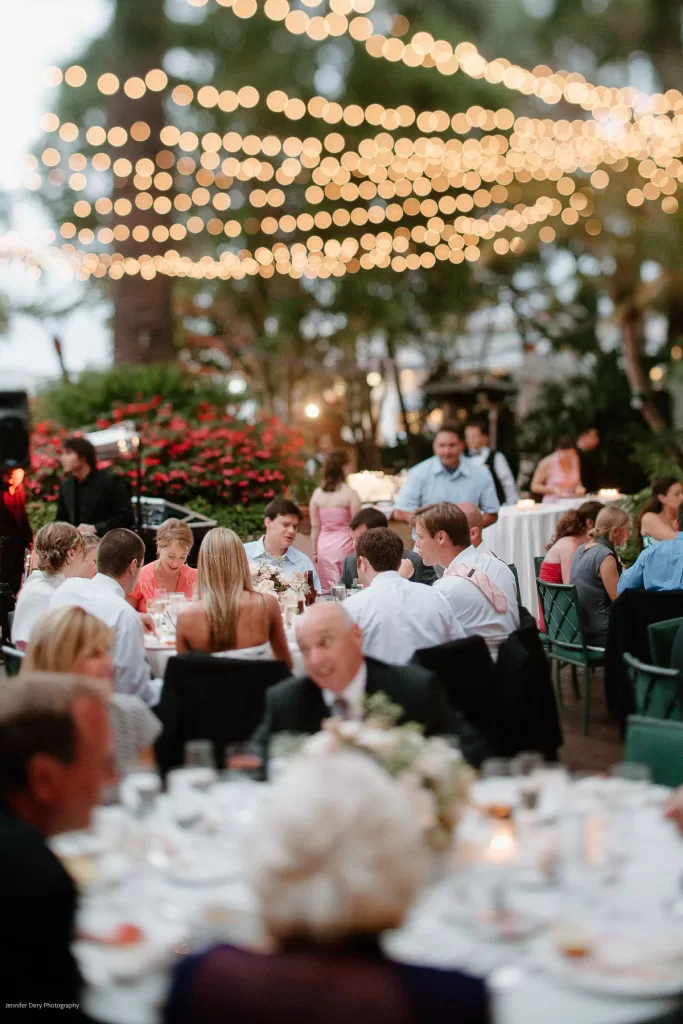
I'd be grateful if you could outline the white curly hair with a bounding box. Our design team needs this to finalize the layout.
[245,751,429,944]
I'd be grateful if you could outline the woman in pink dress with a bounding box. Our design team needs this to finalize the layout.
[310,450,362,592]
[531,435,586,504]
[127,518,197,612]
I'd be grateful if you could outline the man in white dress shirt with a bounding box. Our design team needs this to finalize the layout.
[413,503,519,660]
[50,529,161,706]
[343,528,465,664]
[465,421,518,506]
[456,502,517,595]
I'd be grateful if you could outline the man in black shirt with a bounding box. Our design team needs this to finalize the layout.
[576,426,603,496]
[0,672,116,1012]
[56,436,134,536]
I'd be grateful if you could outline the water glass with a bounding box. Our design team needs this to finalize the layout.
[168,769,206,830]
[169,592,187,622]
[224,743,263,783]
[184,741,217,791]
[331,585,347,603]
[351,578,363,591]
[512,752,544,811]
[121,771,161,820]
[148,598,166,635]
[477,759,515,819]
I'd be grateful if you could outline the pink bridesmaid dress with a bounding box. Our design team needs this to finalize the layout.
[316,507,354,592]
[542,452,582,503]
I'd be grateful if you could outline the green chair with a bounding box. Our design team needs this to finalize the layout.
[623,651,682,721]
[648,617,683,668]
[1,646,24,677]
[508,563,521,605]
[625,716,683,787]
[535,579,605,735]
[534,555,544,578]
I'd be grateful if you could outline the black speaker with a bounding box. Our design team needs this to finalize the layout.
[0,391,30,471]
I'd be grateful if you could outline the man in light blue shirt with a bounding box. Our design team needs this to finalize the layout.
[244,497,322,592]
[393,423,500,526]
[619,505,683,593]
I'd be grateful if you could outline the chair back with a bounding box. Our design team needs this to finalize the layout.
[623,651,682,721]
[154,653,291,775]
[411,635,497,736]
[1,645,24,677]
[625,716,683,787]
[535,579,593,658]
[494,617,563,760]
[648,617,683,668]
[534,556,544,578]
[507,563,521,604]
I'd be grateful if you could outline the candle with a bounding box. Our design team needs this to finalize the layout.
[598,488,620,499]
[515,498,536,509]
[484,823,518,864]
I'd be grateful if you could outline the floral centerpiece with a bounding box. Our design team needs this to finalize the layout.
[273,693,474,851]
[249,560,310,604]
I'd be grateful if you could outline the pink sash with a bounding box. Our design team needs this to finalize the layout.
[444,564,508,613]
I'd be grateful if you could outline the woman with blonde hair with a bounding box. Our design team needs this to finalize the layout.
[128,518,197,612]
[175,527,292,667]
[570,505,631,647]
[23,605,161,781]
[12,522,94,648]
[310,449,361,592]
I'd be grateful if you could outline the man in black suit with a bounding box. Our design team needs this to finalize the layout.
[339,507,436,587]
[0,672,116,1010]
[252,603,490,767]
[56,435,134,537]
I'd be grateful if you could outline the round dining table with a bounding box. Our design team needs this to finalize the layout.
[68,775,683,1024]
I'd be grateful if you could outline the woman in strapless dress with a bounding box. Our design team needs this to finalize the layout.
[176,527,292,668]
[531,435,586,504]
[310,449,362,592]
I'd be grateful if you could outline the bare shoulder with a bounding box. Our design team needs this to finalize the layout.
[177,601,205,625]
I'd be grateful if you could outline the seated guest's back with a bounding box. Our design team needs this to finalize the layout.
[413,503,519,660]
[344,527,464,663]
[619,502,683,595]
[176,527,292,668]
[23,606,160,784]
[11,523,97,648]
[539,501,603,584]
[570,506,630,647]
[252,602,490,767]
[0,672,116,1007]
[50,528,160,705]
[165,754,490,1024]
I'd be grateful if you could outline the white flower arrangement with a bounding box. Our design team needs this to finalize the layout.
[273,693,474,850]
[249,559,310,602]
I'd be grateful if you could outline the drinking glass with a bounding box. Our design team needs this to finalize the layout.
[121,771,161,820]
[168,769,206,830]
[512,752,544,811]
[478,759,515,819]
[224,743,263,783]
[183,741,217,792]
[168,592,186,624]
[351,578,363,591]
[148,599,166,636]
[331,585,347,603]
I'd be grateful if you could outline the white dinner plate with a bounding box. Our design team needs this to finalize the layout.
[533,929,683,998]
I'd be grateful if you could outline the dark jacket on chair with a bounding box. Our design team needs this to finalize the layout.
[56,468,134,536]
[251,657,491,767]
[339,550,436,588]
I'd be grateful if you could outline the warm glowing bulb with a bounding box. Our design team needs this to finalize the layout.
[305,403,321,419]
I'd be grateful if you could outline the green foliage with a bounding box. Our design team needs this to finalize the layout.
[26,501,57,535]
[185,498,267,541]
[35,365,231,428]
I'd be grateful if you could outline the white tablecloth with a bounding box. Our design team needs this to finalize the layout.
[482,498,622,618]
[75,784,683,1024]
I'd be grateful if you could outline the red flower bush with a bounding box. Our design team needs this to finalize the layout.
[28,400,306,507]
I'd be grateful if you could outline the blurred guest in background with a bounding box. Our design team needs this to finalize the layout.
[306,432,336,477]
[165,752,490,1024]
[465,420,518,506]
[570,506,630,646]
[244,498,321,592]
[310,450,361,592]
[531,436,585,503]
[344,528,464,663]
[12,523,96,649]
[393,424,499,526]
[0,672,115,1007]
[56,435,133,536]
[413,503,519,659]
[339,508,436,587]
[637,476,683,549]
[51,528,161,706]
[128,518,196,612]
[619,502,683,594]
[23,606,160,783]
[576,426,603,495]
[176,527,292,667]
[538,501,603,585]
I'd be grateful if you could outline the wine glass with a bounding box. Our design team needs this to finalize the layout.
[183,740,217,792]
[147,599,166,637]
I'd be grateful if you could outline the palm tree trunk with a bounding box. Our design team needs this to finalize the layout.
[621,306,667,434]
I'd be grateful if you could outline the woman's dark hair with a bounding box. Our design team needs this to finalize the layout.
[636,475,681,549]
[548,500,604,548]
[321,449,349,492]
[349,507,388,531]
[555,435,576,451]
[63,435,97,471]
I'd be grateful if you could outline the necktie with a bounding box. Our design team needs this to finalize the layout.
[444,564,508,613]
[331,696,351,720]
